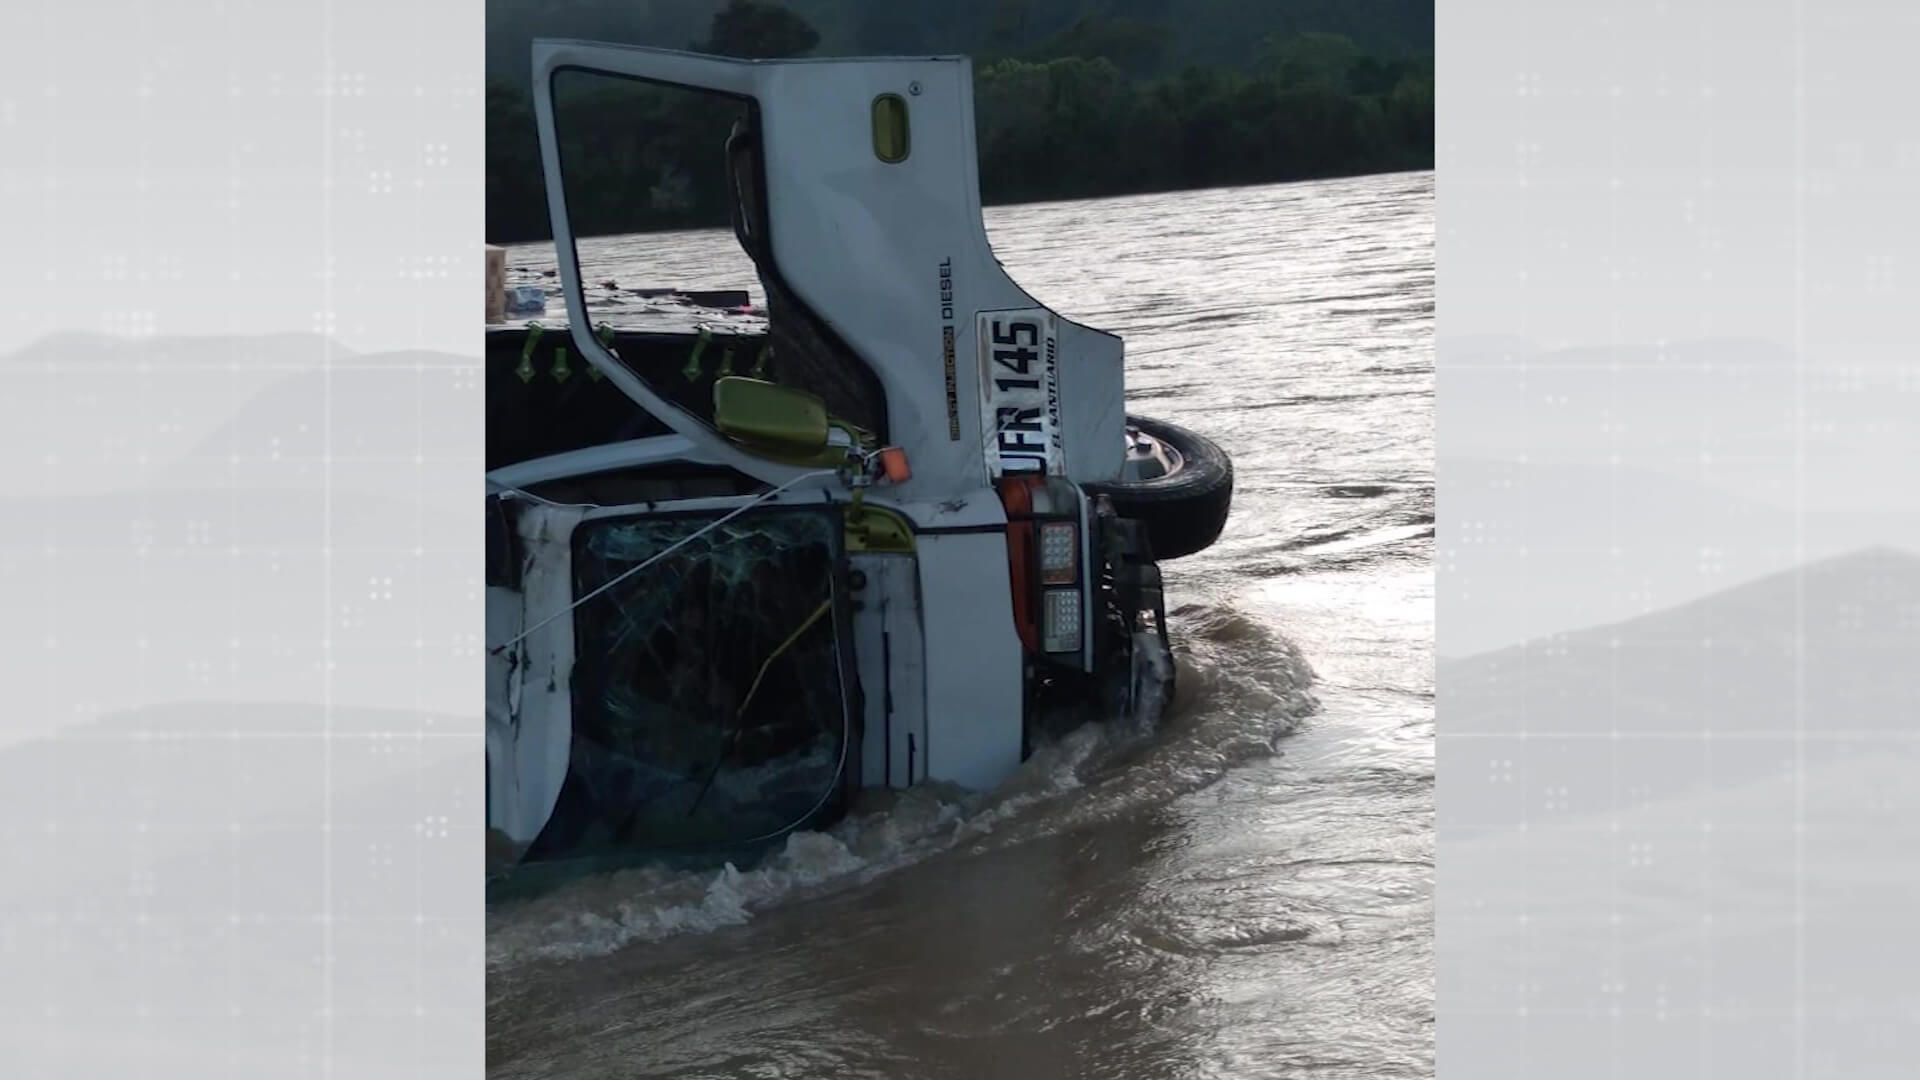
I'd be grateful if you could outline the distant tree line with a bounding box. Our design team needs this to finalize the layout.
[485,1,1432,242]
[484,0,1433,90]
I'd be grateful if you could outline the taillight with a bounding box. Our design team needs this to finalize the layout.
[1038,521,1078,585]
[998,476,1043,654]
[998,477,1086,658]
[1041,588,1083,655]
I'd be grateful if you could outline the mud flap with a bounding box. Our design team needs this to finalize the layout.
[1127,629,1176,732]
[1096,497,1176,725]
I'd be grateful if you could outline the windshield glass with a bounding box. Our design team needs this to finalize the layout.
[517,507,851,869]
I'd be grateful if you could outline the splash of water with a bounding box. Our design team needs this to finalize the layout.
[485,600,1318,970]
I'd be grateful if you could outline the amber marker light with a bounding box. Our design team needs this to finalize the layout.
[876,447,911,484]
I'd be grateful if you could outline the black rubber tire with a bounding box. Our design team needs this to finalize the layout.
[1087,414,1234,561]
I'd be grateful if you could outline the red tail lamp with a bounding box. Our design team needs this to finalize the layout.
[876,446,911,484]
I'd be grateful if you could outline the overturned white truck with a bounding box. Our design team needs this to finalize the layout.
[486,41,1232,885]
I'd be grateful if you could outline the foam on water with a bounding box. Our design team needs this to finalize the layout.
[486,711,1118,969]
[485,601,1317,971]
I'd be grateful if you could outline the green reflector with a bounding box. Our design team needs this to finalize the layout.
[872,94,910,164]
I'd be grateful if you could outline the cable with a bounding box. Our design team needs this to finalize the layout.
[734,598,835,722]
[486,467,839,656]
[684,597,834,819]
[727,566,854,848]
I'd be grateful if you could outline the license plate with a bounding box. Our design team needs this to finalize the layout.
[977,308,1064,477]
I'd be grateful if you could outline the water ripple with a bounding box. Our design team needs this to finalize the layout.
[491,172,1433,1080]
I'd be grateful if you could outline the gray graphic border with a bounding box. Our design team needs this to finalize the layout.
[1438,0,1920,1076]
[0,1,483,1075]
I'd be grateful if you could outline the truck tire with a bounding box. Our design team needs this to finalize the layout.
[1087,415,1234,561]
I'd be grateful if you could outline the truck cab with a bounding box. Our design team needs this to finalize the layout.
[485,42,1229,885]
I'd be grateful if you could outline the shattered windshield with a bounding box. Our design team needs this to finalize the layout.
[522,507,851,866]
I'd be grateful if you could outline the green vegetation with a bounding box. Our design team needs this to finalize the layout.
[485,0,1433,242]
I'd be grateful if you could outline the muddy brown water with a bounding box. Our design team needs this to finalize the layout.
[488,171,1434,1079]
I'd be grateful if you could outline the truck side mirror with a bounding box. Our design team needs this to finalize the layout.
[713,376,832,458]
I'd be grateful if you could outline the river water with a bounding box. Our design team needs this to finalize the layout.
[488,171,1435,1079]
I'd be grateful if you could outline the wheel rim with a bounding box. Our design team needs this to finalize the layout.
[1121,424,1185,484]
